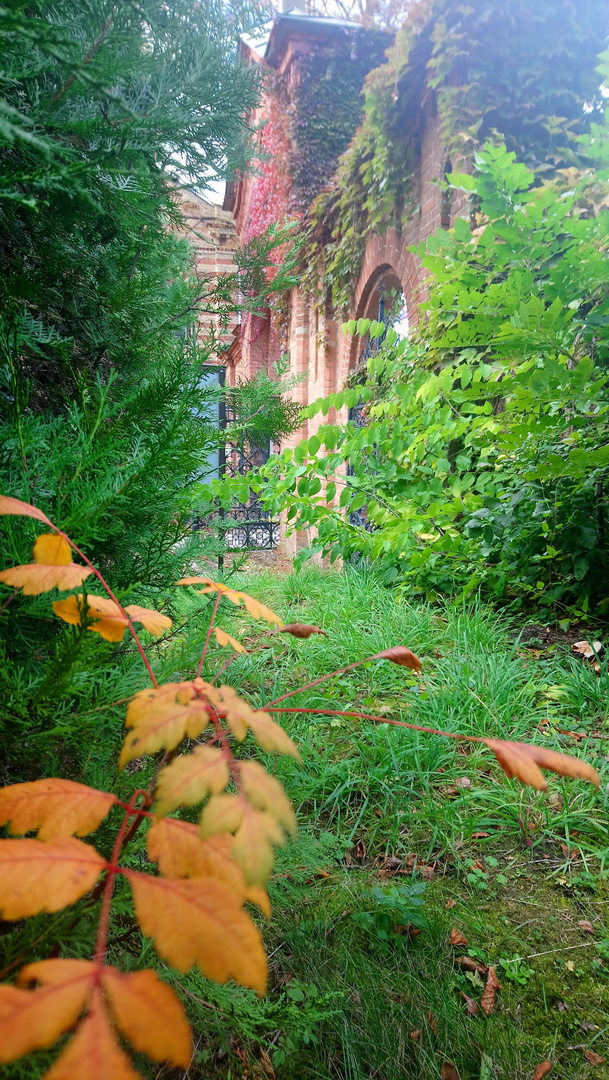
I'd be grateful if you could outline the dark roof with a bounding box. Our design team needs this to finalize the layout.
[261,10,389,68]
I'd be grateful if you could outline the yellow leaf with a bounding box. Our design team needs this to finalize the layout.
[101,968,192,1068]
[147,819,245,894]
[155,745,230,816]
[248,710,301,760]
[0,779,116,840]
[33,534,71,565]
[0,562,93,596]
[0,495,51,524]
[124,604,172,637]
[245,884,272,918]
[206,683,259,741]
[213,626,247,653]
[127,870,267,994]
[0,960,94,1063]
[52,595,171,643]
[175,576,284,626]
[43,986,143,1080]
[233,804,285,885]
[239,760,297,835]
[0,838,106,918]
[484,738,601,791]
[120,681,211,768]
[200,793,245,838]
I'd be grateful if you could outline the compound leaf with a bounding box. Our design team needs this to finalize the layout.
[176,576,283,626]
[0,838,106,918]
[155,746,230,816]
[0,780,116,840]
[127,871,267,994]
[101,968,192,1068]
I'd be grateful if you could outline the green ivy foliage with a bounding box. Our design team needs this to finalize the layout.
[303,0,609,313]
[224,143,609,617]
[287,33,389,213]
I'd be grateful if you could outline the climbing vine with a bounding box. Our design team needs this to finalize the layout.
[301,0,608,314]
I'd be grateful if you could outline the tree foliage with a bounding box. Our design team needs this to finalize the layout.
[244,143,609,616]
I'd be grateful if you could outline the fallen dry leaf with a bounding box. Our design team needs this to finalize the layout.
[480,965,501,1016]
[572,640,602,659]
[455,956,488,976]
[578,920,595,934]
[425,1011,438,1035]
[409,1029,421,1042]
[440,1063,460,1080]
[450,929,468,947]
[460,992,479,1016]
[445,899,457,910]
[456,776,472,789]
[531,1062,552,1080]
[584,1049,605,1066]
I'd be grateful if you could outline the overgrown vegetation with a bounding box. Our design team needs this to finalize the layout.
[302,0,608,311]
[252,141,609,619]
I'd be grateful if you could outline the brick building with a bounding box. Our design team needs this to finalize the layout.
[220,3,466,432]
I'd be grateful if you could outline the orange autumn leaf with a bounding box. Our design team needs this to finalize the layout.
[239,760,297,834]
[175,576,283,626]
[43,985,142,1080]
[212,626,247,652]
[0,779,116,840]
[0,495,52,524]
[155,745,230,816]
[483,738,600,791]
[449,929,468,947]
[126,870,267,994]
[101,967,192,1068]
[232,803,286,886]
[532,1063,552,1080]
[0,960,94,1063]
[120,681,212,768]
[147,818,245,894]
[53,594,171,643]
[0,838,106,919]
[0,533,92,596]
[245,883,272,918]
[372,646,422,673]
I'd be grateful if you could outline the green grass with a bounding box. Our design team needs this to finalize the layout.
[2,564,609,1080]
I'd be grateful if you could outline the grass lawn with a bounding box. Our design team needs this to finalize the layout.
[3,565,608,1080]
[195,565,609,1080]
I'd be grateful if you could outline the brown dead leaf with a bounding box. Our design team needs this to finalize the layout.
[456,777,472,789]
[472,831,490,839]
[483,738,600,790]
[450,929,468,947]
[578,920,595,934]
[455,956,488,976]
[409,1029,421,1042]
[440,1063,460,1080]
[480,965,501,1016]
[531,1063,552,1080]
[372,646,422,673]
[280,624,328,639]
[445,899,457,910]
[584,1050,605,1066]
[426,1011,438,1035]
[460,992,479,1016]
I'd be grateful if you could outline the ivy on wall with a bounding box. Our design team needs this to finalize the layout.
[302,0,609,314]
